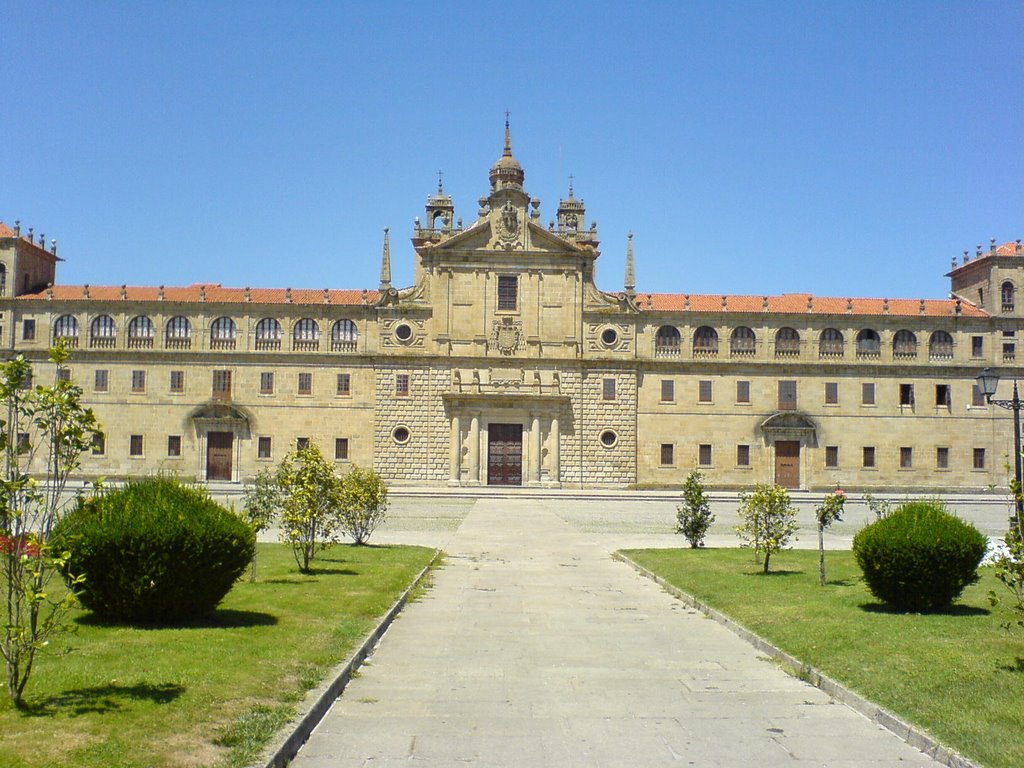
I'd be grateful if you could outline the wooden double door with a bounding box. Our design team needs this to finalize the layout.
[487,423,523,486]
[207,431,234,481]
[774,440,800,489]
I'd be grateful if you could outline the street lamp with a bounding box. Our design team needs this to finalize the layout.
[976,367,1024,533]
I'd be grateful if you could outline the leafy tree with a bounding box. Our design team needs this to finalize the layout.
[276,444,343,572]
[0,345,100,708]
[735,483,798,574]
[676,471,714,548]
[989,479,1024,632]
[241,468,282,581]
[338,465,388,545]
[815,488,846,585]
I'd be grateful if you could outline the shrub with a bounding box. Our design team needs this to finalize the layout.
[676,471,714,548]
[51,477,255,623]
[853,500,986,612]
[339,466,388,545]
[736,484,798,573]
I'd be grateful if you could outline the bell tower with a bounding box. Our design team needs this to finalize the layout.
[425,172,456,233]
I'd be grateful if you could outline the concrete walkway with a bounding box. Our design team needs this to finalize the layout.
[291,498,938,767]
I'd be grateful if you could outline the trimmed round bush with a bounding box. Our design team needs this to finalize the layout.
[852,500,986,612]
[51,477,255,624]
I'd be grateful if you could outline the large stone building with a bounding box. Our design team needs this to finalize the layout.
[2,128,1022,491]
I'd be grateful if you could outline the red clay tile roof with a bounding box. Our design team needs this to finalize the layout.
[17,284,380,306]
[639,293,987,318]
[948,241,1024,275]
[0,222,16,237]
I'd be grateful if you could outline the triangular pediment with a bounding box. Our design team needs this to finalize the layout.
[419,210,590,258]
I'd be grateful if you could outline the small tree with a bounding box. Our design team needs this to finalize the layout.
[338,465,388,545]
[989,479,1024,632]
[1,346,100,708]
[276,444,343,572]
[676,471,714,548]
[736,483,798,574]
[815,488,846,586]
[241,468,281,581]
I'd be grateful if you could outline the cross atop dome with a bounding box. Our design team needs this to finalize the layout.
[489,113,525,192]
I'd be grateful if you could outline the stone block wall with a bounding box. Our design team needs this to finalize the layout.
[373,364,448,483]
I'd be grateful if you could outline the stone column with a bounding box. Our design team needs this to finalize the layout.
[550,415,560,484]
[529,413,541,484]
[468,412,480,485]
[448,414,461,485]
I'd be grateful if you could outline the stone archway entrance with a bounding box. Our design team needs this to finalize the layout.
[487,423,523,486]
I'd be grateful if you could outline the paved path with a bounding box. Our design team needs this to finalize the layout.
[291,498,937,767]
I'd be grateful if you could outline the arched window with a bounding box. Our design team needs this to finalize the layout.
[332,319,358,351]
[89,315,116,348]
[53,315,79,346]
[729,327,756,356]
[293,318,320,350]
[127,315,154,348]
[893,330,918,358]
[1002,281,1015,313]
[255,318,282,350]
[929,330,954,360]
[0,264,6,295]
[693,326,719,356]
[165,316,191,349]
[819,328,844,358]
[655,325,681,357]
[775,327,800,357]
[210,316,236,349]
[856,329,881,357]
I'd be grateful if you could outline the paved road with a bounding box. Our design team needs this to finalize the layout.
[291,498,938,767]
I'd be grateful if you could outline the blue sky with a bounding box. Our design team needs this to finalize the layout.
[3,1,1021,300]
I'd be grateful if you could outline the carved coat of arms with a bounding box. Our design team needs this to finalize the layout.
[492,316,522,355]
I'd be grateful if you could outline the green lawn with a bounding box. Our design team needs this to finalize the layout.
[621,547,1024,768]
[0,542,436,768]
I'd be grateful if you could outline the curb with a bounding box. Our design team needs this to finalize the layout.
[613,552,981,768]
[253,549,442,768]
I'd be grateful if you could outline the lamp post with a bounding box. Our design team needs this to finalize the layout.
[976,367,1024,534]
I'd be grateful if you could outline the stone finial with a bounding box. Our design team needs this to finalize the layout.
[951,256,958,270]
[39,233,45,247]
[807,296,813,312]
[847,298,853,313]
[955,298,962,314]
[286,288,292,303]
[883,298,889,314]
[323,288,330,304]
[963,250,970,264]
[624,232,635,294]
[991,238,997,254]
[646,294,652,308]
[13,220,20,236]
[762,296,769,311]
[1017,239,1022,255]
[199,285,206,302]
[158,285,165,300]
[976,244,983,257]
[379,227,392,291]
[684,294,691,310]
[50,239,57,255]
[919,299,926,315]
[120,284,127,300]
[361,289,368,305]
[721,295,728,310]
[46,284,53,299]
[244,287,251,302]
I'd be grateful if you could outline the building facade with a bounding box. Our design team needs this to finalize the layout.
[2,130,1022,491]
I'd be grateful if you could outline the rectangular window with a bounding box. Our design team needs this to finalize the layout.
[698,444,713,466]
[167,435,181,457]
[778,380,797,410]
[972,383,986,407]
[131,370,146,392]
[825,445,839,468]
[22,319,35,341]
[937,447,949,469]
[91,432,105,456]
[660,443,674,466]
[212,370,231,399]
[660,379,674,402]
[395,373,409,397]
[18,371,31,390]
[335,437,349,460]
[260,372,274,395]
[56,368,71,383]
[16,433,29,454]
[298,372,312,395]
[258,436,272,459]
[129,434,144,457]
[336,373,351,396]
[736,380,750,404]
[863,446,876,468]
[699,380,713,403]
[971,336,984,358]
[899,383,915,406]
[900,446,913,469]
[94,369,108,392]
[603,378,616,401]
[737,444,750,466]
[170,370,185,393]
[1003,342,1016,362]
[862,382,875,405]
[973,447,986,470]
[935,384,951,408]
[296,437,310,451]
[497,275,518,311]
[824,382,838,405]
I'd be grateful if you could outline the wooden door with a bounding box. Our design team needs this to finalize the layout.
[207,431,234,481]
[487,424,523,486]
[774,440,800,488]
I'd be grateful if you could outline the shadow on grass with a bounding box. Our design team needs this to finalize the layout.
[826,578,857,587]
[25,682,185,717]
[741,569,805,577]
[859,602,991,617]
[75,609,278,629]
[997,657,1024,673]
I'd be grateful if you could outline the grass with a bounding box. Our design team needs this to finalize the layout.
[621,547,1024,768]
[0,542,436,768]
